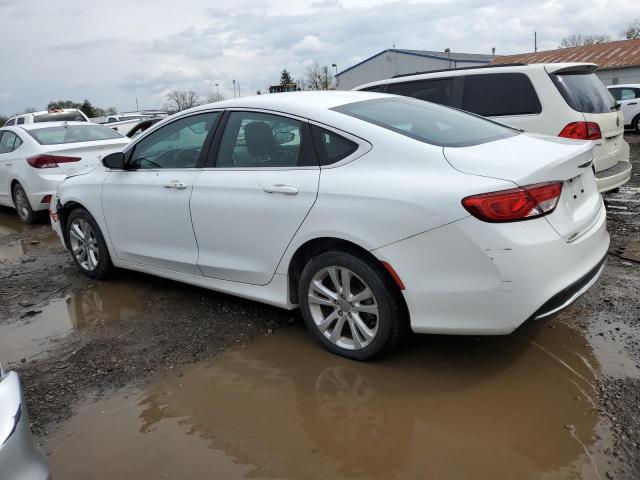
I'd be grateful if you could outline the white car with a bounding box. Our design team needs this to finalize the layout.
[354,63,631,193]
[50,92,609,360]
[608,84,640,133]
[0,122,130,223]
[4,108,89,126]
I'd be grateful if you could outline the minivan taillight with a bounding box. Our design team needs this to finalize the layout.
[558,122,602,140]
[26,154,81,169]
[462,182,563,223]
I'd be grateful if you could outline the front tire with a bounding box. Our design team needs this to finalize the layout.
[634,114,640,135]
[298,250,405,360]
[66,208,113,279]
[12,183,38,224]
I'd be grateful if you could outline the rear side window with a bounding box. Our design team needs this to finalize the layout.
[33,110,87,123]
[27,124,123,145]
[0,131,22,153]
[16,117,25,125]
[333,97,518,148]
[550,73,616,114]
[613,88,639,101]
[311,126,358,165]
[463,73,542,116]
[360,85,387,93]
[389,77,457,107]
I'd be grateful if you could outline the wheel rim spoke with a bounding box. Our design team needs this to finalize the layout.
[352,304,378,316]
[317,309,339,333]
[341,268,352,298]
[352,313,376,341]
[327,267,342,295]
[70,219,98,271]
[350,287,372,304]
[330,315,347,342]
[311,279,338,301]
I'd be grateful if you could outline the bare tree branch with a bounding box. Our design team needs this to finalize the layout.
[164,90,201,112]
[559,34,611,48]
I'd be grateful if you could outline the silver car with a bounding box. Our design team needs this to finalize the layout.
[0,363,50,479]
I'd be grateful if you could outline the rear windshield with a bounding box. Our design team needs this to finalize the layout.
[550,73,616,114]
[27,124,123,145]
[33,110,87,123]
[332,97,518,148]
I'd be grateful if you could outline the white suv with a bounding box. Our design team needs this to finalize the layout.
[354,63,631,192]
[4,108,89,127]
[608,84,640,133]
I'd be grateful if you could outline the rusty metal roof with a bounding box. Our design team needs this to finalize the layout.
[491,39,640,70]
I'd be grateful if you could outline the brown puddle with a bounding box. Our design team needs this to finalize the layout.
[0,206,35,236]
[47,310,611,480]
[0,282,148,365]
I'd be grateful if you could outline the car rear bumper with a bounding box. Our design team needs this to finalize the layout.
[24,172,67,212]
[0,372,51,480]
[595,158,632,192]
[372,202,609,335]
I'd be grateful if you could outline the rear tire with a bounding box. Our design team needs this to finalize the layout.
[634,114,640,135]
[298,250,405,360]
[66,208,113,279]
[12,183,38,224]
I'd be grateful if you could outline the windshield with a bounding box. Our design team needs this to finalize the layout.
[27,124,124,145]
[332,96,518,147]
[550,73,616,114]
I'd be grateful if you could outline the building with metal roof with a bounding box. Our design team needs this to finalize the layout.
[335,48,493,90]
[491,39,640,85]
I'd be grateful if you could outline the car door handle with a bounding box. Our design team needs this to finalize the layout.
[164,180,188,190]
[628,102,638,105]
[5,162,12,166]
[263,185,299,195]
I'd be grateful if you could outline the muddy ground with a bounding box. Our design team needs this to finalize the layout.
[0,136,639,479]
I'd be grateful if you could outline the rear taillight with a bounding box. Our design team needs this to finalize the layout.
[26,154,81,169]
[462,181,563,223]
[558,122,601,140]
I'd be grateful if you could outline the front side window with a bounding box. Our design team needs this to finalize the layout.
[463,73,542,117]
[311,126,358,165]
[129,112,219,169]
[216,112,315,168]
[619,88,638,101]
[389,77,456,107]
[333,97,518,148]
[4,118,15,126]
[0,131,21,153]
[28,124,123,145]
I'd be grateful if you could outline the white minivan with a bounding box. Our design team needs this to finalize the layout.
[354,63,631,192]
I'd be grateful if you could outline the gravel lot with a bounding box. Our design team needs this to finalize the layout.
[0,134,638,478]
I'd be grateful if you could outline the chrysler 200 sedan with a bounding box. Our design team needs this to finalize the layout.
[50,91,609,360]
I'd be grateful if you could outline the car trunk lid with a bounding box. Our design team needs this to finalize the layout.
[43,139,129,174]
[444,133,602,242]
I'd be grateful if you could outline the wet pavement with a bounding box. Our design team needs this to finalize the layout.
[1,137,639,478]
[47,318,612,480]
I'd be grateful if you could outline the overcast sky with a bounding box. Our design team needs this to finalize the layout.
[0,0,636,115]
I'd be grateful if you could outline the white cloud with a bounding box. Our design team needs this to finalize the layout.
[292,35,327,54]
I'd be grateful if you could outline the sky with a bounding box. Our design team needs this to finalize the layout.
[0,0,637,115]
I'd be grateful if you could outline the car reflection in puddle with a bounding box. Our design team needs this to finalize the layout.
[0,283,147,365]
[47,308,610,480]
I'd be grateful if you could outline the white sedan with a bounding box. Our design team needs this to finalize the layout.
[0,121,129,223]
[50,92,609,360]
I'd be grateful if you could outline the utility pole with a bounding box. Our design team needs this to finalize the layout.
[215,83,219,96]
[238,82,241,97]
[135,98,139,111]
[233,79,237,98]
[534,31,538,52]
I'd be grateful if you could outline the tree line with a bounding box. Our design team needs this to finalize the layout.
[560,18,640,47]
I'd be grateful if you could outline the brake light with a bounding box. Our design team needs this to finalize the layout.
[462,181,563,223]
[26,154,81,169]
[558,122,601,140]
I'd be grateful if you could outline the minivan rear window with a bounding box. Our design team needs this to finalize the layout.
[550,73,616,114]
[333,97,518,148]
[27,124,123,145]
[33,110,87,123]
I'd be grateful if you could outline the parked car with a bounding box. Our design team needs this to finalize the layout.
[354,63,631,193]
[608,84,640,133]
[0,121,130,223]
[102,118,147,136]
[50,92,609,360]
[126,117,163,138]
[4,108,89,126]
[0,363,51,479]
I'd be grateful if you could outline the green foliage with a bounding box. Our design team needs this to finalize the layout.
[280,69,294,85]
[46,99,117,118]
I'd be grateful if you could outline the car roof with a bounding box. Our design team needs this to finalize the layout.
[353,62,598,90]
[177,90,390,120]
[608,84,640,88]
[16,121,101,131]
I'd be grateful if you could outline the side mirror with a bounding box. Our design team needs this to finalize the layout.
[274,131,295,145]
[102,152,125,170]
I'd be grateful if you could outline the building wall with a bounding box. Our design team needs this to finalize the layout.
[336,51,490,90]
[596,66,640,86]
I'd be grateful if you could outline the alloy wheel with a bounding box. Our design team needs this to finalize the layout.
[307,266,379,350]
[13,187,30,221]
[69,218,100,271]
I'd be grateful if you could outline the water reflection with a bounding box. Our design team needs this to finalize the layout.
[0,282,147,364]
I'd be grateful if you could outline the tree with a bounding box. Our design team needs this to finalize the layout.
[105,107,118,115]
[280,68,294,85]
[559,34,611,48]
[206,92,226,103]
[304,62,334,90]
[0,115,7,126]
[622,19,640,39]
[165,90,200,112]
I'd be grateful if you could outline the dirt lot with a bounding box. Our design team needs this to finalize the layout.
[1,136,639,479]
